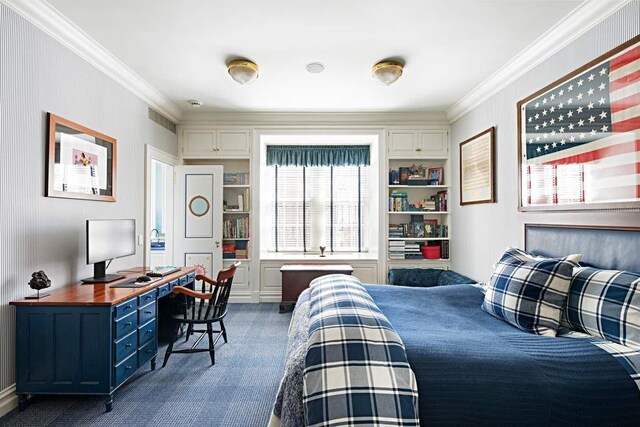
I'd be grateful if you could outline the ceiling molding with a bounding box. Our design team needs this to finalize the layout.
[1,0,182,122]
[178,111,450,126]
[446,0,632,123]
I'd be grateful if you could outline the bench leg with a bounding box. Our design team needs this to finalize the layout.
[105,395,113,413]
[18,394,28,412]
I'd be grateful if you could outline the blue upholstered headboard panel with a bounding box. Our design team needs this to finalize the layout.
[525,224,640,272]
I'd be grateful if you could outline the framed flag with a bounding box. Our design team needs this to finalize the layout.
[518,35,640,211]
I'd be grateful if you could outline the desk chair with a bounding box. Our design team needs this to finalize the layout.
[162,262,240,366]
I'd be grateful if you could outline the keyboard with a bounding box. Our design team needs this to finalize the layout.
[147,266,180,277]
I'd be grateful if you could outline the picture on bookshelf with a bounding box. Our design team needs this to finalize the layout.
[427,167,444,185]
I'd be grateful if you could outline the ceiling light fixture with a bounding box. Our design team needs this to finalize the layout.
[227,59,259,85]
[306,62,325,74]
[188,99,203,108]
[372,60,403,86]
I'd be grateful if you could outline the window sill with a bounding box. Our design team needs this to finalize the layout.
[260,252,378,261]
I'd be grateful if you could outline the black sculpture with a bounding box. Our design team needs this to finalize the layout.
[26,270,51,299]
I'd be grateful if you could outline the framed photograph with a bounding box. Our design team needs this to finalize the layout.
[459,127,495,205]
[427,167,444,185]
[47,113,117,202]
[518,35,640,211]
[399,167,410,185]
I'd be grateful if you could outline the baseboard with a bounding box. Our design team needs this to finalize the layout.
[0,385,17,418]
[259,292,281,303]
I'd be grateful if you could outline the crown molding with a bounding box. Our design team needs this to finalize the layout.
[178,111,450,126]
[1,0,182,122]
[446,0,632,123]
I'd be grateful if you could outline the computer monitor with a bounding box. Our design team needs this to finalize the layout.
[82,219,136,283]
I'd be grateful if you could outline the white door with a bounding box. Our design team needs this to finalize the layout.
[174,165,223,278]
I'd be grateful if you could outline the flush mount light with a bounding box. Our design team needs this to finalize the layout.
[306,62,325,74]
[372,60,403,86]
[188,99,203,108]
[227,59,259,85]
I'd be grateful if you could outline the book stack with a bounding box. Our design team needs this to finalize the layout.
[404,243,422,259]
[407,176,430,186]
[388,224,404,238]
[223,243,236,259]
[223,217,250,239]
[388,241,405,260]
[388,169,400,185]
[430,191,448,212]
[234,240,249,259]
[441,241,450,259]
[223,172,250,185]
[389,191,408,211]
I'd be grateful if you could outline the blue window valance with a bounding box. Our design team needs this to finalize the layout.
[266,145,370,167]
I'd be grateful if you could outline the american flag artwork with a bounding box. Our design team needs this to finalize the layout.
[520,37,640,209]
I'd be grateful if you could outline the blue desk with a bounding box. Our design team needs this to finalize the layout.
[10,267,197,412]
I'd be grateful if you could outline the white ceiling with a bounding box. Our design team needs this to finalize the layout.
[47,0,583,113]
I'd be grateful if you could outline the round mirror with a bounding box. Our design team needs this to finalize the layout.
[189,195,210,217]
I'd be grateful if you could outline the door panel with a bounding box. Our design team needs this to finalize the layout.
[182,130,216,157]
[387,130,418,158]
[419,130,448,158]
[174,166,223,278]
[216,129,251,158]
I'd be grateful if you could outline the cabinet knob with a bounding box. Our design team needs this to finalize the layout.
[125,322,132,326]
[126,343,132,348]
[125,365,132,370]
[125,305,132,309]
[144,310,152,315]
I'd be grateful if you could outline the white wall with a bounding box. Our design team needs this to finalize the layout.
[0,5,178,392]
[449,1,640,282]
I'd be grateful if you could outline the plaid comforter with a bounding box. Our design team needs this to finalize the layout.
[303,275,419,426]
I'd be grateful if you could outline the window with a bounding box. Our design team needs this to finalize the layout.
[265,164,370,252]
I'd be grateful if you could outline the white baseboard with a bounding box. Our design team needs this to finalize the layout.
[0,385,17,418]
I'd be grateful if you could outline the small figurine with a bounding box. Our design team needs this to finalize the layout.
[319,246,326,257]
[26,270,51,299]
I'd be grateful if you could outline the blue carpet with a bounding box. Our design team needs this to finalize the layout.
[0,303,291,427]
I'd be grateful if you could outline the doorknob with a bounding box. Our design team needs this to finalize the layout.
[215,241,220,248]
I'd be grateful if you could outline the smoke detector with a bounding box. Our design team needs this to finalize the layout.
[306,62,325,74]
[188,100,203,108]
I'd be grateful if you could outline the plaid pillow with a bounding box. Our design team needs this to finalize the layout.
[567,267,640,348]
[482,248,581,336]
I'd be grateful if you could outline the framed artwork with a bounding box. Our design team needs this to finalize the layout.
[518,35,640,211]
[459,127,495,205]
[427,167,444,185]
[46,113,116,202]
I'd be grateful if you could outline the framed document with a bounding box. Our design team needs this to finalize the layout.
[459,127,495,205]
[46,113,117,202]
[518,35,640,211]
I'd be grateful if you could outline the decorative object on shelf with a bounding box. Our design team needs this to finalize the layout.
[459,127,495,205]
[25,270,51,299]
[46,113,117,202]
[227,59,259,85]
[372,60,403,86]
[518,35,640,211]
[427,167,444,185]
[319,246,327,257]
[188,195,210,217]
[399,167,410,185]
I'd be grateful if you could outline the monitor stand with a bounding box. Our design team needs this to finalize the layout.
[81,261,124,284]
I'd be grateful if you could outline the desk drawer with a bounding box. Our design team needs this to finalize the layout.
[169,279,179,290]
[157,283,170,298]
[138,339,157,368]
[114,311,138,340]
[138,289,156,306]
[114,351,137,387]
[138,319,156,347]
[138,301,156,325]
[179,275,188,286]
[114,299,138,320]
[114,331,137,363]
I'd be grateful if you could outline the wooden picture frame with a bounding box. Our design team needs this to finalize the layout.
[459,127,495,205]
[46,113,117,202]
[427,167,444,185]
[517,35,640,211]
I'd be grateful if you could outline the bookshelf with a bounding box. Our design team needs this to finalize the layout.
[386,153,450,269]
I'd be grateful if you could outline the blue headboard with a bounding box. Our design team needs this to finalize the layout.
[525,224,640,272]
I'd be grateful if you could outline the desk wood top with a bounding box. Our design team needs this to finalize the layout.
[280,264,353,272]
[9,266,198,307]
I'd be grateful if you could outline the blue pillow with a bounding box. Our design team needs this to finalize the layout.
[482,248,581,336]
[567,267,640,348]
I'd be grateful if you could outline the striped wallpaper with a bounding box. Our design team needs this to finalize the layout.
[450,1,640,282]
[0,5,178,392]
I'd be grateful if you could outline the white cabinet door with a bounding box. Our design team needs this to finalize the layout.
[387,130,418,158]
[216,129,251,158]
[351,263,378,284]
[182,130,216,158]
[419,130,448,158]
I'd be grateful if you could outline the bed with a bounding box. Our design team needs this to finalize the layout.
[272,224,640,426]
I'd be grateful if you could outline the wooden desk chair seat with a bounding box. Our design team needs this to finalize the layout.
[162,262,239,367]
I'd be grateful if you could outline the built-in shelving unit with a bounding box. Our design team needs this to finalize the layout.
[385,128,451,271]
